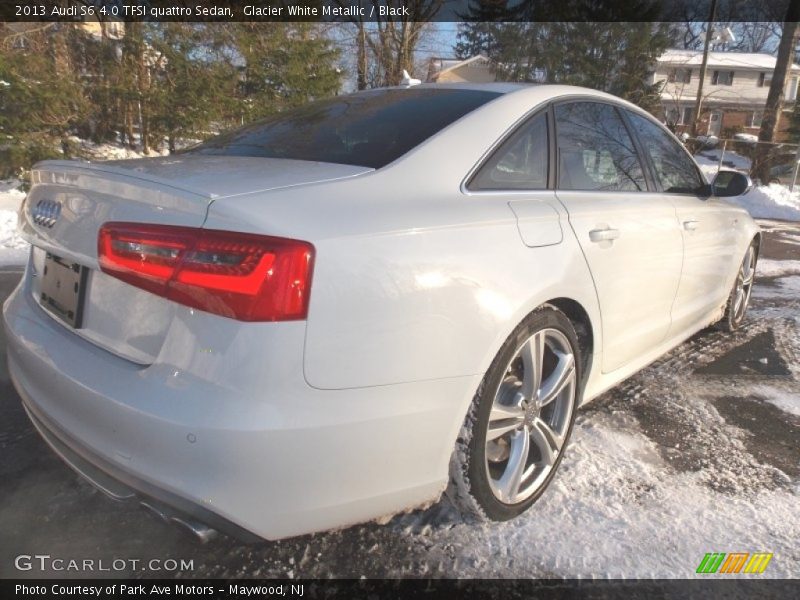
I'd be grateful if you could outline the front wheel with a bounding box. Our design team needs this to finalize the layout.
[717,241,758,332]
[448,306,581,521]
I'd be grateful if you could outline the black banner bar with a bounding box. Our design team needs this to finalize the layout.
[3,579,799,600]
[0,0,794,23]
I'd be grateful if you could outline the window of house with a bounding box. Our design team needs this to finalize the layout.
[758,72,773,87]
[469,112,549,190]
[555,102,647,192]
[682,107,694,125]
[787,77,798,101]
[751,111,764,128]
[667,68,692,84]
[626,111,705,195]
[712,70,734,85]
[665,106,681,125]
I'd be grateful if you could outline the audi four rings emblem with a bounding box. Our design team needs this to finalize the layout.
[32,199,61,228]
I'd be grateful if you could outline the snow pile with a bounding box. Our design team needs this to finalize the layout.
[733,184,800,222]
[0,180,29,266]
[67,136,170,161]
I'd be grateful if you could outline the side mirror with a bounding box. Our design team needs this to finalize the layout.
[712,170,753,197]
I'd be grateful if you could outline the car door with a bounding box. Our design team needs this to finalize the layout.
[624,110,739,336]
[553,101,684,373]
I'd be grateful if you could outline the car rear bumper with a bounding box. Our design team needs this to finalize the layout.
[3,268,471,540]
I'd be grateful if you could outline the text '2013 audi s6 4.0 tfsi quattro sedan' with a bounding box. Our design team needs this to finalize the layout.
[4,84,760,542]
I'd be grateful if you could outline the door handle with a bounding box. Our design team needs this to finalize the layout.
[683,220,700,231]
[588,228,620,242]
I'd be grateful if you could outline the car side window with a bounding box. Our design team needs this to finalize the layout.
[469,112,548,190]
[626,111,706,195]
[555,102,646,192]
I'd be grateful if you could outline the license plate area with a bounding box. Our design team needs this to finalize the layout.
[39,252,88,328]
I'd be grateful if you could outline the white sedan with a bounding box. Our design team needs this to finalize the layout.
[3,84,759,541]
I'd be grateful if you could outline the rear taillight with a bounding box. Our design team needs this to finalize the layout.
[98,223,314,321]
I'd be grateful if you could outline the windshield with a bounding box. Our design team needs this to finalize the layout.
[185,88,501,169]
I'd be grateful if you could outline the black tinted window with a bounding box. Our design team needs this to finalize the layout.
[626,111,705,195]
[470,112,548,190]
[555,102,646,192]
[185,89,500,169]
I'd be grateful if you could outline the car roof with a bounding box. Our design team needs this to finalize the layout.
[382,82,533,94]
[376,82,635,104]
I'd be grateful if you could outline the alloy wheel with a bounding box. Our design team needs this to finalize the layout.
[733,245,756,322]
[484,328,577,504]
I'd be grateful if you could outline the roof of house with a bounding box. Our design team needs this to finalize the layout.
[427,55,492,80]
[658,49,800,71]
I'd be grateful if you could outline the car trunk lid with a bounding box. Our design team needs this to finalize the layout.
[20,157,370,364]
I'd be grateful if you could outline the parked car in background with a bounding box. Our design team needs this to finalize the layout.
[3,84,760,541]
[768,162,799,186]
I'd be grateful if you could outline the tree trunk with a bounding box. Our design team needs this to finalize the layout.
[756,1,800,183]
[356,21,367,91]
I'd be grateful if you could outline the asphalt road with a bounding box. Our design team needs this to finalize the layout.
[0,221,798,579]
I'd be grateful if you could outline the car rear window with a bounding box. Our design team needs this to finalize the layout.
[184,88,501,169]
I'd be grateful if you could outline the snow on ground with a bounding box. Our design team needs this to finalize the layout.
[405,412,799,579]
[753,274,800,300]
[750,385,800,418]
[757,259,800,278]
[66,136,171,161]
[696,148,753,174]
[734,184,800,222]
[0,180,28,267]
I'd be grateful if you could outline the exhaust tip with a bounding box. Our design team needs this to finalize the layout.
[170,515,219,544]
[140,500,218,544]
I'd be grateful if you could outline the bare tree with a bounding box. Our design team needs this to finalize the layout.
[337,0,443,88]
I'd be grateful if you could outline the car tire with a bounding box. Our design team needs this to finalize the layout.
[447,305,582,521]
[717,240,758,332]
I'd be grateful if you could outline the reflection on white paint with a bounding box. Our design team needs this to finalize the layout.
[476,289,513,321]
[415,271,448,289]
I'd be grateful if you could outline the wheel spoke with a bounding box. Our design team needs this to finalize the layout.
[497,429,530,502]
[530,417,563,467]
[734,286,744,315]
[538,351,575,407]
[487,403,525,441]
[520,331,545,401]
[742,272,754,286]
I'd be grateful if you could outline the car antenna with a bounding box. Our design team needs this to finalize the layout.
[400,70,421,87]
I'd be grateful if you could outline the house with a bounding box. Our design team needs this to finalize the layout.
[653,49,800,140]
[426,55,496,83]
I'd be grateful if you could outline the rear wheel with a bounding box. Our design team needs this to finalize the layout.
[448,307,581,521]
[717,241,757,332]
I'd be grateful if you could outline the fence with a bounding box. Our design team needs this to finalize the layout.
[684,136,800,192]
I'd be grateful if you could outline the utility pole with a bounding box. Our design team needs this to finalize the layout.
[691,0,718,137]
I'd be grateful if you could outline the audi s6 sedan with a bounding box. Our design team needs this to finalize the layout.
[4,84,759,541]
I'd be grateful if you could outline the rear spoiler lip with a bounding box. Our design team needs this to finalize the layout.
[31,159,375,202]
[31,160,214,201]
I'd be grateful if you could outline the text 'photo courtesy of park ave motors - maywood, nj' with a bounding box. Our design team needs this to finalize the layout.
[14,584,305,597]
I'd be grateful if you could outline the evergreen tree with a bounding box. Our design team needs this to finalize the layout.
[232,23,341,123]
[0,24,89,176]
